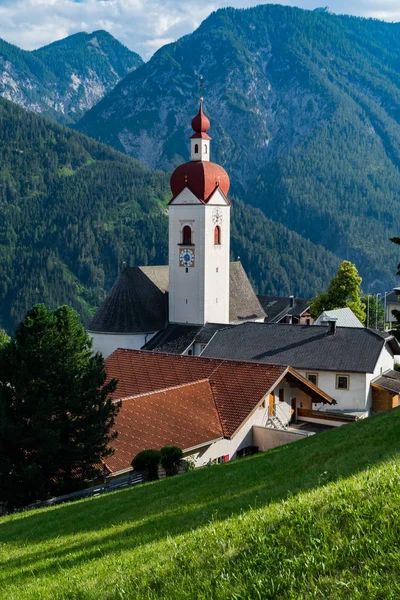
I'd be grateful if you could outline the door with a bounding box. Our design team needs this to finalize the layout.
[291,398,297,423]
[268,393,275,417]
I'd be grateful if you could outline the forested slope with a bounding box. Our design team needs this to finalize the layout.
[77,5,400,289]
[0,97,339,332]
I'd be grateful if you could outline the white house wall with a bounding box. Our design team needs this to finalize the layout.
[366,344,395,411]
[297,369,368,412]
[90,332,157,358]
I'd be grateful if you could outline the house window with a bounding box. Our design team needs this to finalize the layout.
[182,225,192,245]
[336,374,350,390]
[194,143,199,153]
[214,226,221,245]
[306,373,318,386]
[278,388,284,402]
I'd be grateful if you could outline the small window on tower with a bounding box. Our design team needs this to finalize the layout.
[182,225,192,245]
[214,226,221,245]
[204,144,208,154]
[194,143,199,153]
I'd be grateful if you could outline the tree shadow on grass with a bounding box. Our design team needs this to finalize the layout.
[1,409,400,589]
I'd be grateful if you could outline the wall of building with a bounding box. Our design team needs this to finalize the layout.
[168,188,230,326]
[184,380,318,467]
[89,331,157,358]
[297,369,368,412]
[365,344,395,411]
[253,426,311,451]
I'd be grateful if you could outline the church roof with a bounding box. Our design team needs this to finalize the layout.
[88,262,266,334]
[88,266,168,334]
[170,161,230,202]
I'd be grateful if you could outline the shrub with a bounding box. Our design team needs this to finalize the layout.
[160,446,183,477]
[132,449,161,481]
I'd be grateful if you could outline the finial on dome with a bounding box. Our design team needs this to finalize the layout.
[199,74,204,103]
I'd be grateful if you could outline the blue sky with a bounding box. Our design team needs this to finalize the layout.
[0,0,399,59]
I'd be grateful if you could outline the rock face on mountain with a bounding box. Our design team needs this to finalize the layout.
[77,5,400,290]
[0,31,143,123]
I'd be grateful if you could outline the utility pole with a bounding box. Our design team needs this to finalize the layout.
[376,293,381,330]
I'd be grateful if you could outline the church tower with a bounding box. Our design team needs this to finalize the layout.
[168,103,231,325]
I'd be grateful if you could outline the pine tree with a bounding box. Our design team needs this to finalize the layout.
[0,304,119,510]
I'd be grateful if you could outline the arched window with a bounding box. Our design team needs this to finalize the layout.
[194,143,199,153]
[214,225,221,245]
[204,144,208,154]
[183,225,192,245]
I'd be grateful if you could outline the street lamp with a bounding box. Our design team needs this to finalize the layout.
[376,293,381,330]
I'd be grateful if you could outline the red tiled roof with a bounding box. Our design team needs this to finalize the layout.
[191,104,210,134]
[105,380,223,474]
[105,349,287,439]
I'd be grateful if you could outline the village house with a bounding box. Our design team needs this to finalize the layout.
[201,320,400,417]
[258,295,313,324]
[102,349,334,478]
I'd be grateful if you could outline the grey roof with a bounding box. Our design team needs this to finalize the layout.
[372,369,400,394]
[257,295,310,323]
[230,263,266,322]
[195,323,235,344]
[314,308,364,328]
[142,325,202,353]
[88,266,168,333]
[385,291,400,305]
[89,262,265,334]
[202,322,400,373]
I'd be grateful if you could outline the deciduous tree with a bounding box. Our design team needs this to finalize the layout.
[310,260,366,322]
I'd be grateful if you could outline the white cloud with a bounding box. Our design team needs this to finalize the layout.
[0,0,399,60]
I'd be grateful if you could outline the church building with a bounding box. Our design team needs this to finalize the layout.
[89,103,266,358]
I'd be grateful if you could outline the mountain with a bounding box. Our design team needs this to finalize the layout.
[1,407,400,598]
[0,96,338,333]
[0,30,143,123]
[77,5,400,290]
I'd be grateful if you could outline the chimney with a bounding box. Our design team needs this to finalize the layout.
[289,295,294,308]
[326,317,338,336]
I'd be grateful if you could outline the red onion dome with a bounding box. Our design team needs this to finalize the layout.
[170,161,230,203]
[191,104,210,134]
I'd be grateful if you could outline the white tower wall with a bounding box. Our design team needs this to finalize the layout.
[191,138,210,161]
[169,193,230,325]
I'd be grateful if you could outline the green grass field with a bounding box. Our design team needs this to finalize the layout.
[1,409,400,599]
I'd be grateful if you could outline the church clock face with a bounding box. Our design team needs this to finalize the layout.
[179,248,195,268]
[212,208,223,225]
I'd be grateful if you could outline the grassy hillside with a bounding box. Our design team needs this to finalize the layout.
[1,409,400,599]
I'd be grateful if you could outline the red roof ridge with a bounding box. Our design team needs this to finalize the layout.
[114,378,212,403]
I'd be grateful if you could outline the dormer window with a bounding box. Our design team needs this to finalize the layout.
[183,225,192,245]
[214,225,221,245]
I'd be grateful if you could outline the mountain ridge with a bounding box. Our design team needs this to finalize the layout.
[76,5,400,290]
[0,30,143,123]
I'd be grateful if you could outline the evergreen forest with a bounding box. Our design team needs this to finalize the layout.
[0,96,339,333]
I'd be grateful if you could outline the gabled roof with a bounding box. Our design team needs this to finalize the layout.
[314,307,364,328]
[372,369,400,394]
[257,295,310,323]
[202,322,400,373]
[104,380,224,474]
[89,262,266,334]
[105,349,288,437]
[104,349,334,474]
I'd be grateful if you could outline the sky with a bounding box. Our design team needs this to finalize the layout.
[0,0,399,60]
